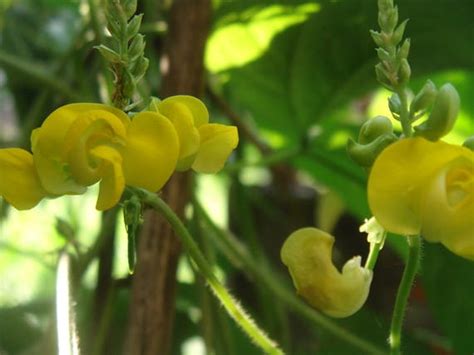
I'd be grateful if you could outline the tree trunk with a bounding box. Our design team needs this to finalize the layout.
[124,1,211,354]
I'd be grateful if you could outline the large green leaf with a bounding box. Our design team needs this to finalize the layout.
[422,243,474,354]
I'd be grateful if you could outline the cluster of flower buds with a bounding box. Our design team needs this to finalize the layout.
[370,0,411,89]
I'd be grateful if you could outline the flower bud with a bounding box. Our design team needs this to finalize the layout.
[347,133,397,167]
[397,58,411,85]
[414,83,460,141]
[358,115,394,144]
[410,80,437,115]
[375,63,394,90]
[391,19,408,46]
[397,38,410,60]
[388,94,401,116]
[281,228,373,318]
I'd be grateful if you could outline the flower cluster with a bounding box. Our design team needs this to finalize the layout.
[0,96,238,210]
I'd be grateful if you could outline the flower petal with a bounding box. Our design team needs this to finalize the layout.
[158,95,209,127]
[281,228,372,318]
[156,99,200,162]
[420,153,474,259]
[89,145,125,210]
[192,124,238,174]
[368,137,465,235]
[32,103,129,194]
[0,148,48,209]
[121,112,179,191]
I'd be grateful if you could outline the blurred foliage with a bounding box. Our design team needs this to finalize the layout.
[0,0,473,354]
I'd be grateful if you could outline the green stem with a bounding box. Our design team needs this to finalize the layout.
[396,87,412,137]
[194,199,388,355]
[389,235,422,354]
[365,232,386,270]
[130,187,284,355]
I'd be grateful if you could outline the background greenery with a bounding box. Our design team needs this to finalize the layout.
[0,0,473,354]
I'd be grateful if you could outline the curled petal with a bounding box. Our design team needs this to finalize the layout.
[368,138,466,235]
[121,112,179,191]
[32,104,129,195]
[64,111,127,185]
[420,155,474,259]
[89,146,125,211]
[192,124,239,174]
[0,149,48,209]
[281,228,372,318]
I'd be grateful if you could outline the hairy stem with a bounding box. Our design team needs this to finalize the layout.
[130,187,284,355]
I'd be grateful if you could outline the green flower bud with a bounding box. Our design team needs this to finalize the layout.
[347,134,397,167]
[127,14,143,40]
[370,30,386,48]
[358,115,394,144]
[388,94,401,117]
[96,45,122,64]
[397,38,410,60]
[376,48,391,62]
[397,58,411,85]
[410,80,437,115]
[128,34,146,62]
[463,136,474,151]
[391,19,408,46]
[378,6,398,33]
[131,56,149,81]
[414,83,460,141]
[375,63,394,90]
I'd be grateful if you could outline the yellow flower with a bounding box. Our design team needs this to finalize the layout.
[368,137,474,259]
[281,228,373,318]
[155,95,239,173]
[0,103,179,210]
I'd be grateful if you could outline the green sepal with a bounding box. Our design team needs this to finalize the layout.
[414,83,460,141]
[397,38,410,60]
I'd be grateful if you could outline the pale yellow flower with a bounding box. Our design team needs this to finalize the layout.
[281,227,373,318]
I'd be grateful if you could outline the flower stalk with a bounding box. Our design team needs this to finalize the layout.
[389,235,422,354]
[129,187,284,355]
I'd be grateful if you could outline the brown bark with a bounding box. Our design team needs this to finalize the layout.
[124,1,212,354]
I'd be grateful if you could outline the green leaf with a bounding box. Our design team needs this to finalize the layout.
[422,243,474,354]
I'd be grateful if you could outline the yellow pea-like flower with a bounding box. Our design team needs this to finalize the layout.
[368,137,474,260]
[281,227,373,318]
[155,95,239,173]
[0,103,179,210]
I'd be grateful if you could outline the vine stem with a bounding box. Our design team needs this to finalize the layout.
[128,187,284,355]
[389,235,422,354]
